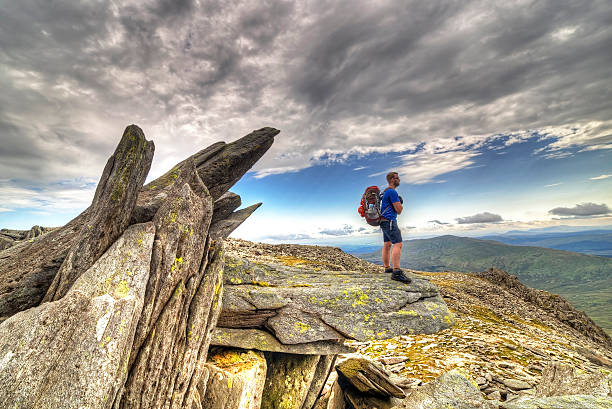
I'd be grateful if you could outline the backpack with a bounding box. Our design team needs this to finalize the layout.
[358,186,389,226]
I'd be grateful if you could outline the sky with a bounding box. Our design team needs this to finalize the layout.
[1,0,611,245]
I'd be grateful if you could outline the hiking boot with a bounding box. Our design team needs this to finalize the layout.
[384,267,393,273]
[392,269,411,284]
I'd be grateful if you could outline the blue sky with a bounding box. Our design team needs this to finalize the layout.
[228,132,612,244]
[1,0,612,244]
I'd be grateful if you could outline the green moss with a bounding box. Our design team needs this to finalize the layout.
[295,322,311,333]
[397,309,419,316]
[114,280,130,299]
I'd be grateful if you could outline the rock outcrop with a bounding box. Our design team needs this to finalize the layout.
[0,225,55,250]
[217,256,452,346]
[0,222,155,408]
[0,125,278,409]
[476,268,612,349]
[0,123,464,409]
[0,126,279,323]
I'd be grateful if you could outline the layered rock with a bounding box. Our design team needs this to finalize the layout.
[0,125,278,409]
[215,255,452,350]
[0,126,278,323]
[0,222,155,408]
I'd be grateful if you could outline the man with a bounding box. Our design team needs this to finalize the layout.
[380,172,411,283]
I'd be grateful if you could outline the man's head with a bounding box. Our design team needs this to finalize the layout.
[386,171,400,188]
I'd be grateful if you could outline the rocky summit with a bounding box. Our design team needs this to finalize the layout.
[0,125,611,409]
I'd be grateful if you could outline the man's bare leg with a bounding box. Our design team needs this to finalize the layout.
[392,242,402,270]
[382,242,392,268]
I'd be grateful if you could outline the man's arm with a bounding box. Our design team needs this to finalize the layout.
[392,201,403,214]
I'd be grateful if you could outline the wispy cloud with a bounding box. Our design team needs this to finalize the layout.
[320,224,355,236]
[590,174,611,180]
[544,182,563,187]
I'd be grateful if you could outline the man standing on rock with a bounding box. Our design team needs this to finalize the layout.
[381,172,411,283]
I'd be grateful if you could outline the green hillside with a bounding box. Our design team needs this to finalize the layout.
[360,235,612,334]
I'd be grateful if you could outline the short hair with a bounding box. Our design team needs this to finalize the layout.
[386,172,398,184]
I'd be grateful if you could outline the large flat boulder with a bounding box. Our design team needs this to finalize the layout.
[211,328,354,355]
[219,256,452,345]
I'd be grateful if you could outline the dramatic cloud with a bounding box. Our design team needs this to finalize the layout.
[548,203,611,217]
[590,174,612,180]
[456,212,503,224]
[320,224,355,236]
[2,0,612,214]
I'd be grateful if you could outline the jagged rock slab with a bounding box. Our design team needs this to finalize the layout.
[211,192,242,225]
[0,127,274,324]
[500,395,612,409]
[221,256,452,343]
[116,175,223,409]
[0,222,155,409]
[200,347,267,409]
[0,125,154,322]
[131,127,278,223]
[336,357,405,398]
[536,361,611,397]
[396,369,489,409]
[210,202,262,239]
[322,380,345,409]
[44,125,154,302]
[261,352,322,409]
[211,328,354,355]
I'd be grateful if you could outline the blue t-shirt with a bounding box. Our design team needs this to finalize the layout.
[381,188,400,221]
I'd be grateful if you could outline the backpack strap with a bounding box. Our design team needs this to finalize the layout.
[380,187,392,216]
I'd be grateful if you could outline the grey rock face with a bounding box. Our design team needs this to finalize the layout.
[116,179,223,409]
[44,125,155,302]
[500,395,612,409]
[0,222,155,409]
[261,353,322,409]
[200,347,267,409]
[302,355,338,409]
[210,202,262,239]
[536,361,611,397]
[397,369,489,409]
[220,256,452,346]
[211,192,242,225]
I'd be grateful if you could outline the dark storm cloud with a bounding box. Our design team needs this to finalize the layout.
[456,212,503,224]
[549,203,611,217]
[1,0,612,213]
[429,220,449,225]
[287,0,612,124]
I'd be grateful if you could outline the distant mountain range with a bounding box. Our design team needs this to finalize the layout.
[356,235,612,334]
[478,229,612,257]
